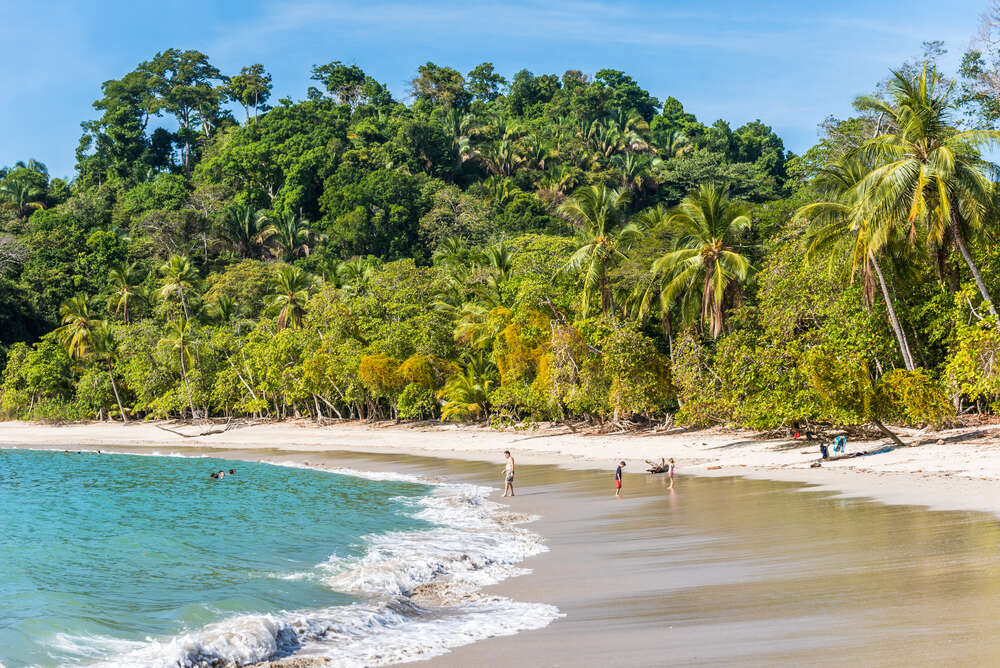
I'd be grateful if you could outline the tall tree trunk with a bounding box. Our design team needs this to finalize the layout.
[870,253,916,371]
[951,210,999,320]
[661,309,674,359]
[599,268,615,317]
[179,352,196,419]
[107,362,129,424]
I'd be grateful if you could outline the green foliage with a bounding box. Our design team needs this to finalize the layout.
[6,56,1000,434]
[874,369,951,427]
[945,317,1000,409]
[397,382,437,419]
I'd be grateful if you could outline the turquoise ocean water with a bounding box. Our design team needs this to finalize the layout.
[0,449,558,668]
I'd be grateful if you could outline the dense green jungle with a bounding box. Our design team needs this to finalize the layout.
[3,41,1000,434]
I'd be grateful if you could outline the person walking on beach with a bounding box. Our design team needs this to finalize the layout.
[667,458,675,490]
[502,450,515,497]
[615,460,625,498]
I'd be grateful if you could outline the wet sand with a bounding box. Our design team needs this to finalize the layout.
[19,443,1000,667]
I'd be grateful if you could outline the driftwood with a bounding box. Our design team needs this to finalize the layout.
[645,458,671,473]
[156,417,235,438]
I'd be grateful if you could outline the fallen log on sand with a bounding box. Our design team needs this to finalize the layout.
[156,418,235,438]
[645,458,670,473]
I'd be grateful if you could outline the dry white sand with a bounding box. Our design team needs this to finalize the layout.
[3,419,1000,517]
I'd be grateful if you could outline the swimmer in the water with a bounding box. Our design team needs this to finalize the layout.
[228,469,236,475]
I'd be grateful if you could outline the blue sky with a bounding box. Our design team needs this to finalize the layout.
[0,0,990,178]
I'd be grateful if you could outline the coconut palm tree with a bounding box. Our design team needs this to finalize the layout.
[652,184,752,338]
[558,185,640,318]
[798,157,918,370]
[480,140,524,177]
[269,264,316,330]
[107,261,145,324]
[441,108,477,179]
[438,354,494,421]
[0,173,45,218]
[56,296,129,423]
[610,153,657,193]
[158,255,197,320]
[855,66,1000,319]
[92,324,129,423]
[55,295,99,361]
[161,317,197,418]
[224,204,274,258]
[337,256,381,296]
[269,212,319,261]
[432,237,473,267]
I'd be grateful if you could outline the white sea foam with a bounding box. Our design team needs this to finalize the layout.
[61,465,560,667]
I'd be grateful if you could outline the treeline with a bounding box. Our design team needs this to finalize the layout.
[2,36,1000,431]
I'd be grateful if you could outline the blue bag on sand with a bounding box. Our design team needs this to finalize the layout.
[833,435,847,454]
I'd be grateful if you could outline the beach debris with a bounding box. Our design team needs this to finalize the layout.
[155,417,235,438]
[645,458,672,473]
[707,465,722,470]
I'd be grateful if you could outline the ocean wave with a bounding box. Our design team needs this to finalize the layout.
[61,466,560,667]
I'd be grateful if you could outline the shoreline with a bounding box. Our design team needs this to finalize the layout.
[5,419,1000,518]
[6,423,1000,666]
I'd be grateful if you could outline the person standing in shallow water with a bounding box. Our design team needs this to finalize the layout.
[667,458,675,490]
[502,450,515,497]
[615,460,625,498]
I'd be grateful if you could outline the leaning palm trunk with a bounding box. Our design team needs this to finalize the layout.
[107,362,129,424]
[872,417,906,448]
[951,210,999,320]
[179,353,196,419]
[869,253,915,371]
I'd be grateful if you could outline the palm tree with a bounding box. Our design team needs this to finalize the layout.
[92,324,129,423]
[269,264,316,330]
[441,108,476,179]
[855,66,1000,319]
[55,295,99,361]
[619,205,678,352]
[610,153,656,193]
[438,354,494,421]
[480,140,524,177]
[484,176,514,209]
[270,212,319,261]
[208,294,238,324]
[161,317,197,418]
[337,256,381,296]
[798,157,917,370]
[480,243,514,283]
[0,173,45,218]
[56,296,129,423]
[107,262,145,324]
[652,184,752,338]
[558,185,639,318]
[158,255,197,320]
[656,128,691,158]
[224,204,274,258]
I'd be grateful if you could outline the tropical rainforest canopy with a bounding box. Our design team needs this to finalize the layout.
[3,39,1000,431]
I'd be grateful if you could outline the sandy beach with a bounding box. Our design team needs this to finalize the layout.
[5,419,1000,666]
[4,419,1000,517]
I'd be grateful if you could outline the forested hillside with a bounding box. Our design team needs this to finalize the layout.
[3,42,1000,431]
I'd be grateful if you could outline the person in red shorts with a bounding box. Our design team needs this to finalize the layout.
[615,460,625,498]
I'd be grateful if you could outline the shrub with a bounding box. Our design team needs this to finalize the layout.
[874,369,951,428]
[397,382,437,420]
